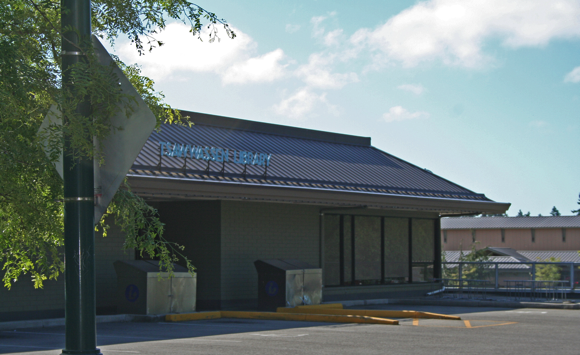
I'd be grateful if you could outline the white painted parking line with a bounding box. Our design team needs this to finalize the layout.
[506,311,547,314]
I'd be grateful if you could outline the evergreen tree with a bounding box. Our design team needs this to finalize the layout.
[573,193,580,216]
[517,209,531,217]
[550,206,561,216]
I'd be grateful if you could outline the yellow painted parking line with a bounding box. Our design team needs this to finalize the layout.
[468,321,518,329]
[165,310,398,325]
[276,307,460,320]
[220,311,399,325]
[411,318,517,329]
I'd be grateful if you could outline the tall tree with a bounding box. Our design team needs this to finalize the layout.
[517,209,531,217]
[550,206,561,216]
[573,193,580,216]
[0,0,234,288]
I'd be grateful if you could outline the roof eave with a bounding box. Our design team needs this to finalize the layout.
[127,174,511,215]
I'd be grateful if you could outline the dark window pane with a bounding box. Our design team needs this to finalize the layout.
[384,218,409,284]
[354,216,381,284]
[324,215,340,286]
[412,219,435,282]
[412,219,435,262]
[343,216,352,285]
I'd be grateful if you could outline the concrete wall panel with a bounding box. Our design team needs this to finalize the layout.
[220,201,320,302]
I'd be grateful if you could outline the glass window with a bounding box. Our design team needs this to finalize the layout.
[323,215,340,286]
[354,216,381,285]
[343,216,353,285]
[384,218,409,284]
[324,214,438,287]
[412,219,435,282]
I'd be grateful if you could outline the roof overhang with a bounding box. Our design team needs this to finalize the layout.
[127,174,511,216]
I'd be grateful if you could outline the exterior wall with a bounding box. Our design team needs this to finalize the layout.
[443,227,580,251]
[0,218,133,321]
[158,201,222,308]
[0,274,64,321]
[567,228,580,249]
[220,201,320,304]
[443,229,476,251]
[95,220,135,311]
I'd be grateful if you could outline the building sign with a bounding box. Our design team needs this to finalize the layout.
[159,142,272,167]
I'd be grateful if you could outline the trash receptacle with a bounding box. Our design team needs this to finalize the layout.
[254,259,322,311]
[114,260,196,315]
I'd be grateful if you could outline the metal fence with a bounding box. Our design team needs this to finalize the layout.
[437,261,580,301]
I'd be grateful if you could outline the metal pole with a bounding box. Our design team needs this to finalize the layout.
[319,212,325,291]
[61,0,100,354]
[495,263,499,290]
[458,263,463,295]
[433,218,442,280]
[570,263,575,290]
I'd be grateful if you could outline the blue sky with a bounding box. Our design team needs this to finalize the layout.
[111,0,580,216]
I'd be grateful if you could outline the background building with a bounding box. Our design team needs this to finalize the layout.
[442,216,580,253]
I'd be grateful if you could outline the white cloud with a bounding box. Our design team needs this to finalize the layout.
[382,106,430,122]
[116,23,287,85]
[273,87,337,119]
[397,84,425,95]
[295,53,359,89]
[352,0,580,68]
[564,66,580,83]
[530,120,548,128]
[221,49,288,84]
[311,12,337,39]
[286,24,301,33]
[324,29,344,46]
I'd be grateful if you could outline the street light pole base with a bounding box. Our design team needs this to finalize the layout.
[61,348,102,355]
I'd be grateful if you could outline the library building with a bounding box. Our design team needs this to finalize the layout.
[0,111,510,320]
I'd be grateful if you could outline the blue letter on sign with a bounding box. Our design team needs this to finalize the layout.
[125,284,139,303]
[265,281,278,296]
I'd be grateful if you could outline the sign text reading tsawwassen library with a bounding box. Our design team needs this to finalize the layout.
[159,142,272,167]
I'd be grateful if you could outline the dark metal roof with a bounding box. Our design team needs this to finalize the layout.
[518,251,580,263]
[442,216,580,230]
[486,247,530,262]
[129,111,500,205]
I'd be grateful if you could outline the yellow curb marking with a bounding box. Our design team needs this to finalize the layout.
[165,311,398,325]
[464,320,472,328]
[412,318,419,326]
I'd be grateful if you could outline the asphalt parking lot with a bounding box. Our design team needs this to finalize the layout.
[1,305,578,355]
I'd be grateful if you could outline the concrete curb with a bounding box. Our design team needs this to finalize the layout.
[327,298,580,310]
[390,298,580,310]
[0,314,164,331]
